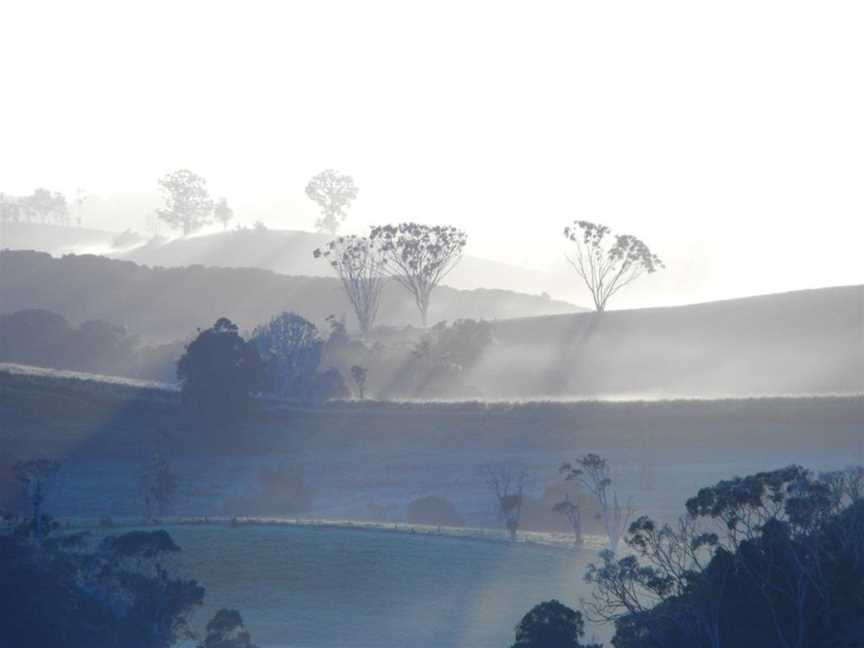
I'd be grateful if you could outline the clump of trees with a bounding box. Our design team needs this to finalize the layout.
[371,223,468,327]
[563,220,663,312]
[177,318,265,428]
[250,311,349,403]
[0,189,70,226]
[516,465,864,648]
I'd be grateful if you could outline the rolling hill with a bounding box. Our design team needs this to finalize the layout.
[0,250,577,343]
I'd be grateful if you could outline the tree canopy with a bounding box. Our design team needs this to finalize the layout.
[370,223,467,326]
[157,169,214,236]
[305,169,358,234]
[563,220,663,312]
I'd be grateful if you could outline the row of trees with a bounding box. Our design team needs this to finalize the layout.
[0,189,75,226]
[314,224,468,330]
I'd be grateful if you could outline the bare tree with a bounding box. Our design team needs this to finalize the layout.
[156,169,214,236]
[561,454,634,554]
[313,235,386,336]
[552,495,583,546]
[305,169,358,235]
[563,220,664,312]
[14,458,61,542]
[370,223,467,327]
[482,464,530,541]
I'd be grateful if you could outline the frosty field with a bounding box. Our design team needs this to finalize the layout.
[159,523,596,648]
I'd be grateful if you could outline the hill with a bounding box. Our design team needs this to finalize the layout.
[1,222,585,303]
[2,365,862,526]
[465,284,864,398]
[0,250,577,343]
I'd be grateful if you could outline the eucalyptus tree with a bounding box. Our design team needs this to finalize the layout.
[370,223,467,327]
[313,235,386,336]
[156,169,214,236]
[563,220,663,312]
[305,169,358,235]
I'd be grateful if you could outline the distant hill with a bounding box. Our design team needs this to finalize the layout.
[0,250,577,343]
[1,222,585,302]
[471,285,864,398]
[112,228,579,298]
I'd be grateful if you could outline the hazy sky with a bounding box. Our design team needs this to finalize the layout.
[2,1,863,307]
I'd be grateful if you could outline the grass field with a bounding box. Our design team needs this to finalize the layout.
[102,523,599,648]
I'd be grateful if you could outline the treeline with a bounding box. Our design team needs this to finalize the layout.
[0,189,75,226]
[0,309,182,383]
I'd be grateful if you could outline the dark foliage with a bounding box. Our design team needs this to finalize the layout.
[0,527,204,648]
[513,600,601,648]
[177,318,265,428]
[198,608,259,648]
[583,466,864,648]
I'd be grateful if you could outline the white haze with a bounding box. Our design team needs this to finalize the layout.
[1,1,864,308]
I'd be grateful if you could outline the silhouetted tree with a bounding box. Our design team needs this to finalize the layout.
[305,366,349,404]
[214,197,234,230]
[512,600,601,648]
[563,220,663,312]
[138,443,179,521]
[553,495,583,546]
[251,312,322,399]
[313,235,386,336]
[482,464,530,541]
[350,365,368,399]
[305,169,358,234]
[177,318,265,428]
[199,608,259,648]
[561,454,634,554]
[13,458,61,542]
[157,169,214,236]
[370,223,467,326]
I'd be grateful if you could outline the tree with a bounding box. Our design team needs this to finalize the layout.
[580,466,864,648]
[199,609,259,648]
[482,464,530,541]
[177,318,265,428]
[13,458,61,542]
[563,220,663,312]
[313,235,386,336]
[156,169,214,236]
[370,223,467,326]
[138,443,179,521]
[553,495,583,546]
[561,454,634,554]
[305,169,358,235]
[213,197,234,231]
[512,600,601,648]
[350,365,368,399]
[251,312,323,399]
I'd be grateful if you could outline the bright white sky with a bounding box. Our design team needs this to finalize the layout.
[1,1,863,307]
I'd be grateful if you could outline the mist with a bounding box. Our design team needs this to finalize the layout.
[2,3,864,648]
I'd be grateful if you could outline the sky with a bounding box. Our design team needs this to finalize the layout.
[1,0,863,308]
